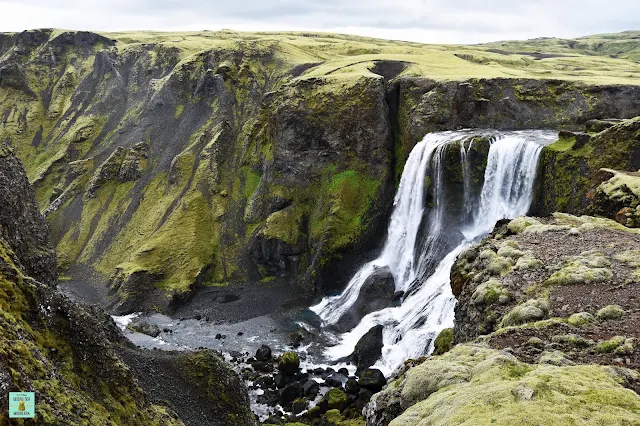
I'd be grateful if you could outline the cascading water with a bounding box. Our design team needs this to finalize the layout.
[310,130,557,376]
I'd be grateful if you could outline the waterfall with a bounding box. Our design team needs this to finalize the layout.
[310,130,557,376]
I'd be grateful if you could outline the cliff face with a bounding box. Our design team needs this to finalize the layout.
[532,117,640,216]
[0,145,254,426]
[0,145,57,285]
[3,29,640,313]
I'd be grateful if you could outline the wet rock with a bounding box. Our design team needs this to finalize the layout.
[345,378,360,395]
[278,382,303,407]
[255,375,275,389]
[303,380,320,399]
[274,372,293,389]
[320,367,335,379]
[338,367,349,376]
[255,344,273,361]
[334,266,395,332]
[325,373,347,388]
[352,324,384,372]
[358,368,387,393]
[278,351,300,376]
[292,397,308,414]
[251,361,273,373]
[129,320,161,338]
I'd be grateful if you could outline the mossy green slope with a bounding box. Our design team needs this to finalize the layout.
[0,143,182,425]
[375,344,640,426]
[0,240,183,425]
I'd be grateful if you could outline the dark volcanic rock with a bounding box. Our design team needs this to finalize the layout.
[0,145,57,286]
[303,380,320,399]
[325,373,348,388]
[278,382,303,407]
[352,325,384,372]
[358,369,387,393]
[335,266,395,332]
[256,344,273,361]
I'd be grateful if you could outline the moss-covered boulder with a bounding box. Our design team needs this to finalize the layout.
[432,328,454,356]
[370,344,640,426]
[278,352,300,376]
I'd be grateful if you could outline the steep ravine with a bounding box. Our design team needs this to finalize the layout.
[3,29,640,426]
[3,30,640,316]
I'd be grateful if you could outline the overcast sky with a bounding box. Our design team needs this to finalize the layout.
[0,0,638,44]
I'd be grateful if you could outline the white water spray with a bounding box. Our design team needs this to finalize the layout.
[310,130,557,376]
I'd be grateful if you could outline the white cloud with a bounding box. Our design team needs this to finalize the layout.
[0,0,637,44]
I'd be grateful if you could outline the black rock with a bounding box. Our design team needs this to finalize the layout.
[303,380,320,399]
[338,367,349,376]
[215,333,223,340]
[358,369,387,393]
[351,325,384,373]
[278,382,303,407]
[295,372,309,382]
[345,378,360,395]
[292,397,308,415]
[320,367,335,379]
[274,372,293,389]
[334,266,395,332]
[257,389,278,406]
[255,344,273,362]
[237,332,244,336]
[129,321,161,338]
[325,373,347,388]
[251,361,273,373]
[255,375,275,389]
[312,367,324,375]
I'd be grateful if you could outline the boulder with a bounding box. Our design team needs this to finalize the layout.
[255,344,273,361]
[358,369,387,393]
[278,382,303,407]
[335,266,395,332]
[351,325,384,372]
[278,352,300,376]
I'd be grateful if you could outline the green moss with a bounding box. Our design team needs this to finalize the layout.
[322,388,349,411]
[175,104,184,118]
[551,334,595,348]
[567,312,596,326]
[278,351,300,374]
[544,250,613,286]
[507,217,542,234]
[433,328,454,355]
[261,205,305,245]
[596,305,625,320]
[472,279,509,305]
[501,299,550,327]
[597,336,631,353]
[389,344,640,426]
[0,239,184,426]
[310,167,380,254]
[243,167,261,199]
